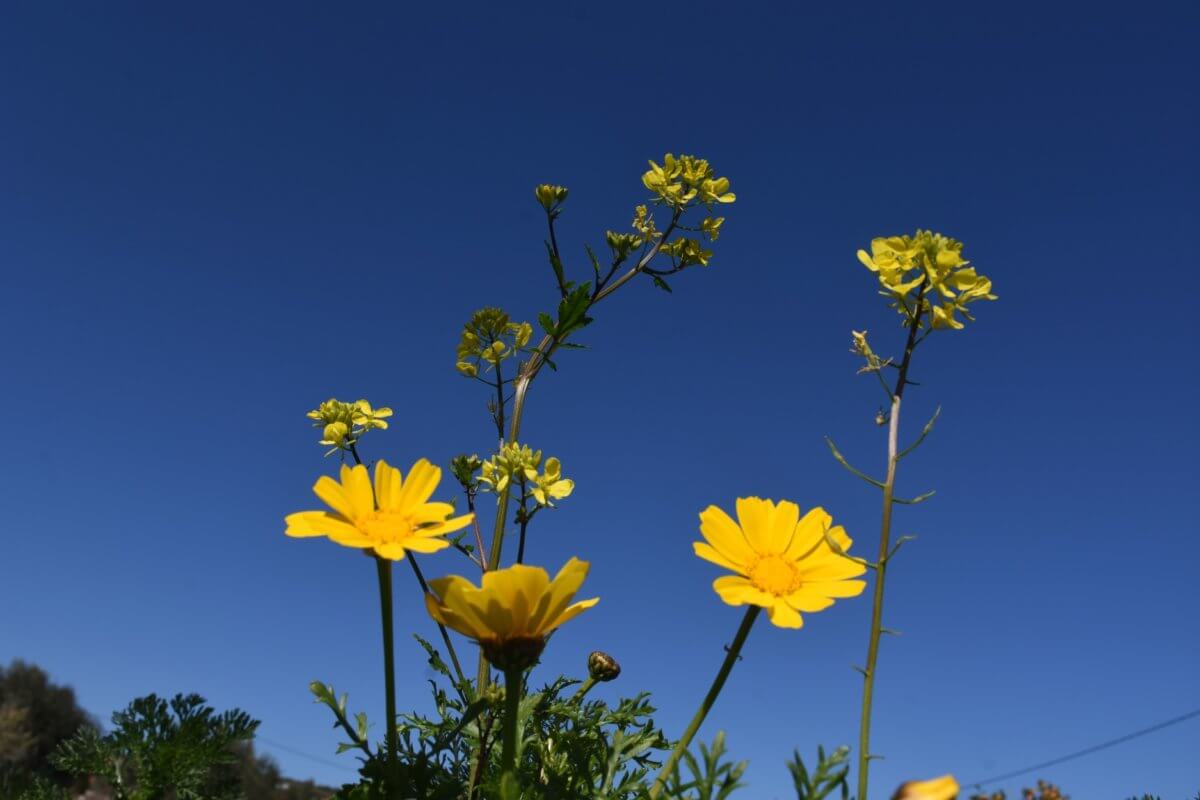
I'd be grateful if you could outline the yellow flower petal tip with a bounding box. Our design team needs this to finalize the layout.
[284,459,473,560]
[425,557,599,671]
[892,774,959,800]
[693,497,866,629]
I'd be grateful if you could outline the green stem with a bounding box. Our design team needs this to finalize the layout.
[501,667,523,782]
[856,394,899,800]
[649,606,760,799]
[570,676,598,704]
[375,556,400,800]
[856,282,926,800]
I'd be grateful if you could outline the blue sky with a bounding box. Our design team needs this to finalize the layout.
[2,2,1197,798]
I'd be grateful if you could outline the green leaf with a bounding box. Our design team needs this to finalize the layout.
[651,275,673,293]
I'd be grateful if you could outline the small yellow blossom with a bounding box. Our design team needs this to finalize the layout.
[535,183,569,212]
[478,443,542,494]
[700,216,725,241]
[531,457,574,506]
[857,231,995,330]
[643,154,735,208]
[285,459,473,561]
[893,775,960,800]
[306,398,392,454]
[351,400,393,431]
[632,205,660,240]
[693,498,867,629]
[426,558,599,670]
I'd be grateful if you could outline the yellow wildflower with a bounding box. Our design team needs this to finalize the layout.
[285,459,473,561]
[693,498,867,629]
[531,457,574,506]
[351,400,393,431]
[893,775,959,800]
[535,183,569,212]
[425,558,599,670]
[642,154,735,208]
[857,231,995,329]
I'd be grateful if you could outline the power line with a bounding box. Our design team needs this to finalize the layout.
[966,707,1200,789]
[255,735,360,774]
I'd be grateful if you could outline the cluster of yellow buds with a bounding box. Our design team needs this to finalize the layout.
[700,216,725,241]
[850,330,891,374]
[632,205,661,240]
[857,230,996,330]
[305,398,393,456]
[455,307,534,378]
[642,154,736,209]
[477,442,575,507]
[535,183,569,213]
[661,237,713,268]
[605,230,644,261]
[968,781,1067,800]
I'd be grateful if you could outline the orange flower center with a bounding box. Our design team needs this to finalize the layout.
[356,510,412,543]
[749,554,802,596]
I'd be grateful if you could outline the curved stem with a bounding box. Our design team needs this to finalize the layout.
[649,606,760,799]
[375,556,400,800]
[570,676,598,704]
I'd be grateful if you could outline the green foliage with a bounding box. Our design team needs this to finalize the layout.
[49,692,258,800]
[317,638,685,800]
[665,731,747,800]
[0,660,93,796]
[787,745,850,800]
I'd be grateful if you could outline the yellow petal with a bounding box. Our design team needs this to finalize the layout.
[712,575,773,608]
[285,511,360,542]
[784,507,833,559]
[767,499,800,553]
[396,537,451,554]
[784,587,836,612]
[342,464,375,518]
[735,497,774,553]
[397,459,440,510]
[544,596,599,632]
[766,600,803,629]
[312,476,355,520]
[803,579,867,598]
[698,505,755,565]
[527,558,588,634]
[373,543,410,560]
[373,460,403,509]
[693,542,745,574]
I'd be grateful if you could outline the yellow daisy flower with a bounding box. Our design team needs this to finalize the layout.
[425,558,598,671]
[892,775,959,800]
[285,459,473,561]
[693,497,867,629]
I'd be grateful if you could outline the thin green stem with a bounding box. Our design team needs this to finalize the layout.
[501,667,523,782]
[649,606,760,799]
[570,676,598,704]
[855,281,926,800]
[375,556,400,800]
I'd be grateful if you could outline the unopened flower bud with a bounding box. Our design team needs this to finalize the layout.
[875,410,887,426]
[587,650,621,682]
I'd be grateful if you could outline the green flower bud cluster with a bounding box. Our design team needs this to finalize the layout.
[455,307,534,378]
[305,398,393,456]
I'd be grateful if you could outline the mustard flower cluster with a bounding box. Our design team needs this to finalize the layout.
[455,307,534,378]
[306,398,393,456]
[857,230,996,330]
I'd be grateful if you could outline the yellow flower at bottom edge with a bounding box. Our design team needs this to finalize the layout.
[285,459,473,560]
[893,775,959,800]
[426,558,599,671]
[693,497,867,629]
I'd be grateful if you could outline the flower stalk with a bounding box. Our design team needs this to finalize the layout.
[375,556,400,800]
[856,281,926,800]
[501,666,523,782]
[649,606,760,799]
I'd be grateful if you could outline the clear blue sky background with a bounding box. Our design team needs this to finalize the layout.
[2,2,1197,798]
